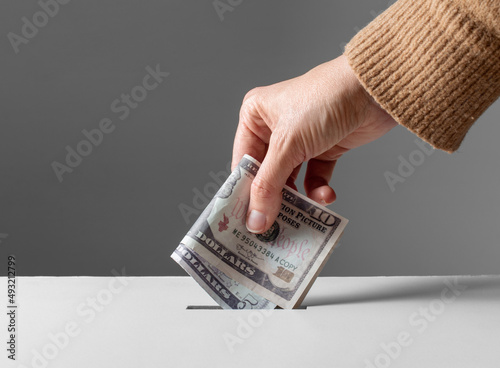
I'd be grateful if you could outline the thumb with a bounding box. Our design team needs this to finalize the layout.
[246,140,297,234]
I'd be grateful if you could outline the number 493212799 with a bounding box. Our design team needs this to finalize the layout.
[7,255,16,305]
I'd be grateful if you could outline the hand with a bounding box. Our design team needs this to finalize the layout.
[232,55,397,234]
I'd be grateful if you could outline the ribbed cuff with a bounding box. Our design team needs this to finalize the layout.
[345,0,500,152]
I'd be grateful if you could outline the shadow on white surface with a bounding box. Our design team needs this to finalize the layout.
[304,276,500,307]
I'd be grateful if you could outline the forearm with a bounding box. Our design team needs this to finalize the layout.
[345,0,500,152]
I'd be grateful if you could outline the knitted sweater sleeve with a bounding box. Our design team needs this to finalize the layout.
[344,0,500,152]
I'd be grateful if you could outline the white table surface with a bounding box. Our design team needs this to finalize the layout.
[1,276,499,368]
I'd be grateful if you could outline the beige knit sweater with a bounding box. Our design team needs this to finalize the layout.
[345,0,500,152]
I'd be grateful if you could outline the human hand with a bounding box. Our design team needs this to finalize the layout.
[232,55,397,234]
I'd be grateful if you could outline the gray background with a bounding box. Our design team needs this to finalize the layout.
[0,0,498,276]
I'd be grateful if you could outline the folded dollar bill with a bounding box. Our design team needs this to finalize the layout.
[172,243,275,309]
[172,154,348,309]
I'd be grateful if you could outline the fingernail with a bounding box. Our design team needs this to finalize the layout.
[246,210,266,233]
[320,198,327,206]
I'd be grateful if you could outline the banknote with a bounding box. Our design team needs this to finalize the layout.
[175,154,348,309]
[172,243,275,310]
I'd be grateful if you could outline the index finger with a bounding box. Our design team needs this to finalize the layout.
[231,95,271,170]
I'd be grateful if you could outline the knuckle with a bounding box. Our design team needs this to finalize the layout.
[269,128,291,149]
[251,176,276,200]
[242,87,263,103]
[239,90,260,122]
[270,129,307,164]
